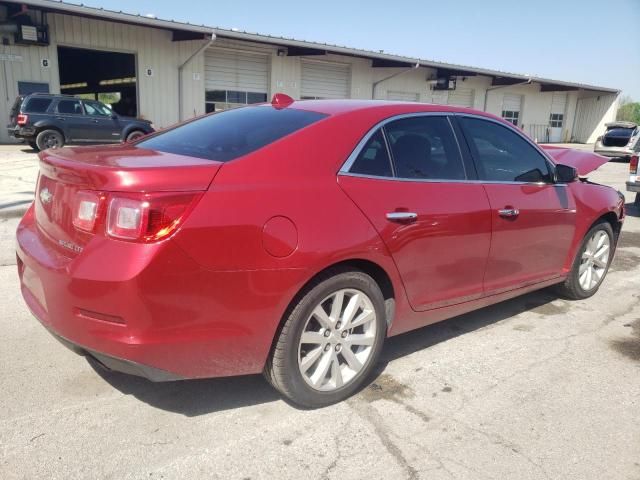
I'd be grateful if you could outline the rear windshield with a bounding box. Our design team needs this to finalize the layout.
[23,97,53,113]
[136,106,328,162]
[605,127,635,137]
[10,96,23,117]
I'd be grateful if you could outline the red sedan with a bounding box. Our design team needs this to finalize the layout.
[16,95,624,407]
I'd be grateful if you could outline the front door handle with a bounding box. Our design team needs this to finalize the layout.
[386,212,418,223]
[498,208,520,218]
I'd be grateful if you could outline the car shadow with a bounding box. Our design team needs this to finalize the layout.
[91,288,562,415]
[20,147,38,153]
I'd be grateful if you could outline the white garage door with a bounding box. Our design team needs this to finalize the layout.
[501,94,522,126]
[548,93,567,142]
[387,91,420,102]
[447,88,475,108]
[204,48,269,111]
[301,61,350,99]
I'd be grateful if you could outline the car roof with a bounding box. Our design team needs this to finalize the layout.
[287,98,506,123]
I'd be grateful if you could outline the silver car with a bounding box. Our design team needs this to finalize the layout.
[594,121,639,159]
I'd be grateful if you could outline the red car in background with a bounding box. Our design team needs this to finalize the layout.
[16,95,625,407]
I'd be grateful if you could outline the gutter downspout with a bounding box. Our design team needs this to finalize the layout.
[372,62,420,100]
[178,33,216,121]
[483,78,532,112]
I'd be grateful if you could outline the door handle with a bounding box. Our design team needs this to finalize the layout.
[55,117,65,121]
[386,212,418,223]
[92,119,99,123]
[498,208,520,218]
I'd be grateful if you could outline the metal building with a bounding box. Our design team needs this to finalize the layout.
[0,0,619,144]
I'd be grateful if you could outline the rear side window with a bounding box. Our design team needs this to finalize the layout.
[349,129,393,177]
[137,106,327,162]
[385,116,466,180]
[23,97,53,113]
[56,99,83,115]
[460,117,552,183]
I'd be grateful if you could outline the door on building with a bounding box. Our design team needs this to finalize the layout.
[447,88,475,108]
[301,61,350,99]
[57,47,137,117]
[204,48,269,112]
[501,94,522,127]
[549,93,567,142]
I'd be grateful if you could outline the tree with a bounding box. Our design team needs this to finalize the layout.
[617,96,640,124]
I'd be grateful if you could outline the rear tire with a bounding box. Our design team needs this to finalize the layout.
[36,129,64,151]
[125,130,145,142]
[555,221,614,300]
[265,269,387,408]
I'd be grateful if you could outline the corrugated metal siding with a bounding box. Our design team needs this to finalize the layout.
[447,88,475,108]
[301,61,350,99]
[573,94,618,143]
[204,48,269,92]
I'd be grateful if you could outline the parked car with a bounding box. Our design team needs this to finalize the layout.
[16,95,625,407]
[7,93,154,151]
[627,154,639,206]
[594,121,639,160]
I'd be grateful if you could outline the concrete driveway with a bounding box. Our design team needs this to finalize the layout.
[0,146,638,480]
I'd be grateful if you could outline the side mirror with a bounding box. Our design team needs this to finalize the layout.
[555,164,578,183]
[111,113,118,119]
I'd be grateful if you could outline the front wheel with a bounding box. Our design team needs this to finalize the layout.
[555,221,615,300]
[265,269,387,408]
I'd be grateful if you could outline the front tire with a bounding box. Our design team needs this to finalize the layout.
[36,129,64,150]
[265,269,387,408]
[555,221,614,300]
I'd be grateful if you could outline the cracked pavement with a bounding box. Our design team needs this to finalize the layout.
[0,146,639,479]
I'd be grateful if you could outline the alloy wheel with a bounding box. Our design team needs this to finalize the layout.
[298,288,377,391]
[579,230,610,291]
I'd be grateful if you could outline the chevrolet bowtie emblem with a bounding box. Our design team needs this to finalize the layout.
[39,188,53,204]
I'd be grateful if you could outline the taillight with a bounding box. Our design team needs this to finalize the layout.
[106,192,202,242]
[72,191,103,232]
[630,155,638,175]
[17,114,28,126]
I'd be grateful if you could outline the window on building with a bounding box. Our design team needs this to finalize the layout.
[501,110,520,126]
[205,90,268,113]
[384,116,466,180]
[23,97,53,113]
[549,113,564,128]
[349,129,393,177]
[460,117,552,183]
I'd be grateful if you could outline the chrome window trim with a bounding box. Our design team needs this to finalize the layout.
[339,110,561,186]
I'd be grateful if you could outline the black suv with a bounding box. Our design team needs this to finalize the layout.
[8,93,154,151]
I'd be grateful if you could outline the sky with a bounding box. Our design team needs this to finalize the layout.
[84,0,640,100]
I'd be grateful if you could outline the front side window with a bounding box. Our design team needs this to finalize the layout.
[56,99,83,115]
[460,117,552,183]
[83,101,112,116]
[137,106,327,162]
[349,129,393,177]
[384,116,466,180]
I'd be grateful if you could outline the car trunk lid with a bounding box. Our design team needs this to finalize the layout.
[540,146,608,176]
[35,144,222,256]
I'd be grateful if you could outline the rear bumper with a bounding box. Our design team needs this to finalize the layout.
[16,205,303,380]
[7,125,36,139]
[626,181,640,193]
[594,144,634,158]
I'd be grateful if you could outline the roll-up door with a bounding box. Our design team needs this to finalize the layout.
[447,88,475,108]
[387,91,420,102]
[204,48,269,111]
[301,61,350,99]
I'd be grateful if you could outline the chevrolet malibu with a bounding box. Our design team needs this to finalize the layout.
[16,95,624,407]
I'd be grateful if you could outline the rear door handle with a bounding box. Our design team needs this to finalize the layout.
[55,117,65,121]
[498,208,520,218]
[386,212,418,223]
